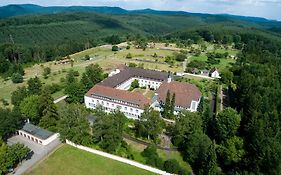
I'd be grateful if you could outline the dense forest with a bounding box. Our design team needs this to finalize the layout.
[0,11,281,78]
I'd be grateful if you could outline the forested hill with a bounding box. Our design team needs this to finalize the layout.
[0,9,281,77]
[1,4,281,27]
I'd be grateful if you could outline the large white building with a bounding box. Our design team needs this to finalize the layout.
[85,65,201,119]
[153,81,201,113]
[85,85,150,119]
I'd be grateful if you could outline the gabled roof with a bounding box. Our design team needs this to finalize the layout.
[85,85,150,109]
[99,66,169,88]
[21,123,54,140]
[157,81,201,108]
[210,68,219,73]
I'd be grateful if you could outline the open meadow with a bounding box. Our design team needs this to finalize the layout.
[26,144,156,175]
[0,42,237,107]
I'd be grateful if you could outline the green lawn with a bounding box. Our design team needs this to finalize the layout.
[26,145,156,175]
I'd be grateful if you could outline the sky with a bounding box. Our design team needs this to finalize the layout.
[1,0,281,20]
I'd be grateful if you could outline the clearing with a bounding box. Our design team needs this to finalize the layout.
[26,144,155,175]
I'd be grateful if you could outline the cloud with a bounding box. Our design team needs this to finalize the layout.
[0,0,281,20]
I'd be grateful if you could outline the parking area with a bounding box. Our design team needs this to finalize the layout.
[7,135,61,175]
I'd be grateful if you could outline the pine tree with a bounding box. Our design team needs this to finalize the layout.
[163,90,171,118]
[39,90,59,131]
[170,93,176,118]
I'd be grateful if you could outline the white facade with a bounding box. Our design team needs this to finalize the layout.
[116,77,163,90]
[85,96,144,120]
[211,70,220,78]
[153,99,200,115]
[18,130,59,146]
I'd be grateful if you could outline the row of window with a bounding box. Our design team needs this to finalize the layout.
[88,103,141,118]
[89,101,140,114]
[93,96,139,108]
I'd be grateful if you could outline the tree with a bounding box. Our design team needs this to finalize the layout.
[162,90,171,118]
[0,141,13,174]
[128,63,137,67]
[214,108,241,143]
[42,67,51,79]
[164,159,181,174]
[65,69,78,84]
[141,144,164,169]
[112,45,119,51]
[220,69,233,86]
[57,104,91,145]
[19,95,41,124]
[80,64,104,90]
[107,35,121,45]
[27,76,42,95]
[11,73,23,83]
[0,141,30,174]
[170,93,176,116]
[0,56,10,74]
[126,53,132,59]
[92,110,126,152]
[172,111,203,146]
[65,81,85,103]
[129,79,139,91]
[8,143,30,164]
[174,52,187,62]
[84,54,90,60]
[11,86,28,106]
[0,108,22,140]
[135,107,164,141]
[38,90,59,131]
[217,136,245,166]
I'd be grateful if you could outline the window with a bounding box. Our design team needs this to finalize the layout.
[136,109,139,113]
[125,107,127,110]
[130,108,133,112]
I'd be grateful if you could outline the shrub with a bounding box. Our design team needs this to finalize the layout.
[0,98,9,106]
[128,63,137,67]
[164,159,181,173]
[84,55,90,60]
[112,45,119,51]
[11,73,23,83]
[43,67,51,79]
[174,52,187,62]
[126,53,133,59]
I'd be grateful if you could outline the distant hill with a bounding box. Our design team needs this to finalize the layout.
[0,4,281,29]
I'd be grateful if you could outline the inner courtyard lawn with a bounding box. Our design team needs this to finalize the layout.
[26,145,156,175]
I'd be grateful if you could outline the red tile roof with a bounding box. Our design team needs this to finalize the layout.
[99,66,169,88]
[85,85,150,109]
[157,81,201,108]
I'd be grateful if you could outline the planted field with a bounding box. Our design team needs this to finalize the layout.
[26,145,155,175]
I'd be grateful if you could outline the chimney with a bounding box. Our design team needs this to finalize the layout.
[27,118,30,123]
[167,74,172,83]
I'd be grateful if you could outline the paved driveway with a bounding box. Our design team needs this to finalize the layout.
[7,135,61,175]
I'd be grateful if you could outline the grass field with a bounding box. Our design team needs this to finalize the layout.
[26,144,156,175]
[0,42,237,104]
